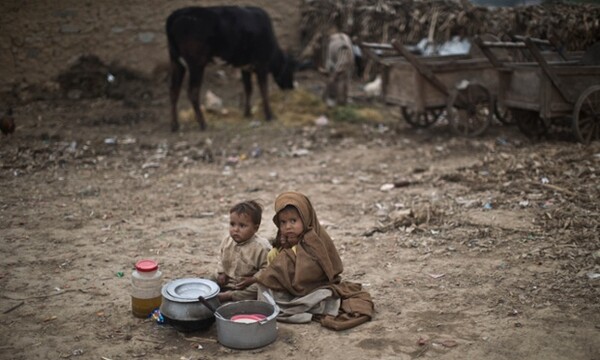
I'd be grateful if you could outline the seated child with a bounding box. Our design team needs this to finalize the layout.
[214,200,271,303]
[256,191,374,330]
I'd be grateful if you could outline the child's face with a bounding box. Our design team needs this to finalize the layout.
[277,207,304,248]
[229,212,258,243]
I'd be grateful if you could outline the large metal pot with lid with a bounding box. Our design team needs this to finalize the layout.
[159,278,221,332]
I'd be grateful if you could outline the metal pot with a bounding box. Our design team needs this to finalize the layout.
[214,297,279,349]
[159,278,221,332]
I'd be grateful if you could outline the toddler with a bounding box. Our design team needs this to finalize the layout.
[214,200,271,302]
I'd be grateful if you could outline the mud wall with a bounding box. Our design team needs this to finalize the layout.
[0,0,302,88]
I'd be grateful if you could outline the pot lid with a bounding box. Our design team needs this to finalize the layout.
[162,278,219,302]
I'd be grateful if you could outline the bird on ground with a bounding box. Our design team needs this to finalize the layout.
[0,108,15,135]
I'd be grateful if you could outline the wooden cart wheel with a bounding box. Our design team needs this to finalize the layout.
[513,109,547,138]
[446,83,492,137]
[572,85,600,144]
[401,107,442,128]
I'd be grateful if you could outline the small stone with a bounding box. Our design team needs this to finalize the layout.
[60,25,80,34]
[592,250,600,265]
[138,32,155,43]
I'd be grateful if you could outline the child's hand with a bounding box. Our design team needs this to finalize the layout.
[234,276,256,290]
[217,273,229,287]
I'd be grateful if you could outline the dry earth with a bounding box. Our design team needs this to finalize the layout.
[3,1,599,359]
[1,59,599,360]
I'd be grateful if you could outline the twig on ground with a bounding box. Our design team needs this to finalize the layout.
[134,337,165,344]
[2,288,109,301]
[414,344,429,358]
[3,301,24,314]
[178,332,218,343]
[529,181,577,196]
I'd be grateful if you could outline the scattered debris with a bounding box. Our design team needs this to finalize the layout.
[428,273,446,279]
[586,272,600,280]
[380,183,395,191]
[436,339,458,348]
[315,115,329,126]
[291,148,310,157]
[205,90,223,113]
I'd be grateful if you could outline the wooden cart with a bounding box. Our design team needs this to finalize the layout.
[361,39,508,137]
[474,36,600,143]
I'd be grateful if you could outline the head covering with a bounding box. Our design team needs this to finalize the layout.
[257,191,343,296]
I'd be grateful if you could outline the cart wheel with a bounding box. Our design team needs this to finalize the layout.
[572,85,600,144]
[446,83,492,137]
[401,107,442,128]
[494,102,515,126]
[513,109,547,138]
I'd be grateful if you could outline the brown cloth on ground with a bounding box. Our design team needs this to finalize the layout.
[321,281,373,331]
[256,191,375,330]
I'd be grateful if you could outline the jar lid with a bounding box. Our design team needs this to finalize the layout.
[135,259,158,272]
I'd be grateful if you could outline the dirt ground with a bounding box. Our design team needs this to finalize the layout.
[1,0,600,357]
[1,55,600,360]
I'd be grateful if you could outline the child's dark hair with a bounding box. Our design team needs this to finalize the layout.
[230,200,263,226]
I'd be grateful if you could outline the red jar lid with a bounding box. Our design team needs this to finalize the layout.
[135,259,158,272]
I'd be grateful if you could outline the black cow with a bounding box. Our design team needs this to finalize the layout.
[166,6,296,132]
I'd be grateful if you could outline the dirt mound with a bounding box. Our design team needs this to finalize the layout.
[56,55,155,104]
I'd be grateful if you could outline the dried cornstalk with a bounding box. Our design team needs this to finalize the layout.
[300,0,600,52]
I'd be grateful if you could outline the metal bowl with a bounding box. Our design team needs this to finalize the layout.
[215,300,279,349]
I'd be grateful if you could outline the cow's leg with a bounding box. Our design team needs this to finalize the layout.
[256,69,273,121]
[187,66,207,130]
[169,59,186,132]
[241,70,253,118]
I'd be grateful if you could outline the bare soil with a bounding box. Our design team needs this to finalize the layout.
[1,59,599,360]
[1,0,600,356]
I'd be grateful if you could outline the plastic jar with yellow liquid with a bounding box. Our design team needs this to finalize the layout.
[131,259,163,318]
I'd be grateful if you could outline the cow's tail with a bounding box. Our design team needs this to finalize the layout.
[165,13,182,67]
